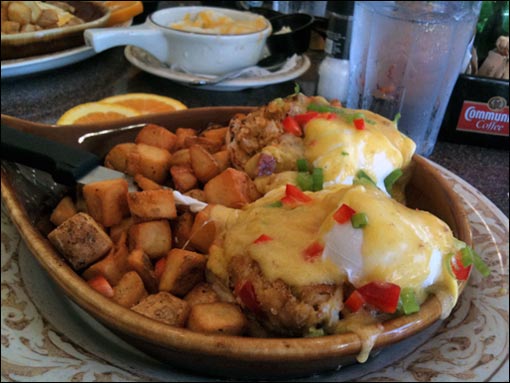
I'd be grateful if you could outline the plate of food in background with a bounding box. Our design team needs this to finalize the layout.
[1,1,142,78]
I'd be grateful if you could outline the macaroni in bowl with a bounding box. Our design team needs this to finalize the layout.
[170,10,267,35]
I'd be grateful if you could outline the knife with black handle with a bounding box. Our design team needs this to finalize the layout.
[0,124,207,211]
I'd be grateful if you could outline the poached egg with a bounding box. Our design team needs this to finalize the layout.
[303,110,416,194]
[207,184,460,315]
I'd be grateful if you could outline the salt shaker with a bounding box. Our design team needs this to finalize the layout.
[317,2,354,104]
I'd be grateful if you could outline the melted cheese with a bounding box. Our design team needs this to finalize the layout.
[303,111,415,193]
[170,10,267,34]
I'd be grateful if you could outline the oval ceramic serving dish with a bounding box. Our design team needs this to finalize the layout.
[0,109,471,379]
[1,1,110,60]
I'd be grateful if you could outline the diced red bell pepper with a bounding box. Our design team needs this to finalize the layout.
[294,111,337,128]
[254,234,273,244]
[154,257,167,280]
[282,116,302,136]
[303,241,324,261]
[281,184,313,206]
[451,251,472,281]
[234,280,261,314]
[87,275,114,298]
[293,111,319,127]
[321,112,337,120]
[285,184,313,203]
[357,281,401,314]
[334,204,356,224]
[353,118,365,130]
[345,290,366,312]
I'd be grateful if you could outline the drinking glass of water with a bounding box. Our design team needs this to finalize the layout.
[347,1,482,156]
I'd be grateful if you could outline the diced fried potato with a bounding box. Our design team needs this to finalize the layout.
[2,20,20,33]
[173,211,194,249]
[134,173,163,191]
[204,168,261,208]
[184,282,220,306]
[168,148,191,167]
[7,2,31,25]
[110,216,134,243]
[48,212,112,270]
[82,232,130,286]
[83,178,129,227]
[200,127,227,147]
[184,136,223,153]
[186,302,247,336]
[159,249,206,297]
[128,220,172,259]
[131,292,190,327]
[174,128,197,151]
[127,189,176,220]
[183,189,206,202]
[189,144,220,183]
[22,1,42,23]
[20,23,38,32]
[135,124,177,152]
[112,271,148,308]
[126,143,172,184]
[105,143,137,173]
[50,196,77,226]
[127,248,158,293]
[170,165,197,193]
[212,150,230,172]
[36,8,59,28]
[189,207,216,253]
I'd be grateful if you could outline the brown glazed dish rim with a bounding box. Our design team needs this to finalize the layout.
[0,108,472,378]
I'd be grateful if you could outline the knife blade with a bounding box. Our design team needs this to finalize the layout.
[1,124,207,212]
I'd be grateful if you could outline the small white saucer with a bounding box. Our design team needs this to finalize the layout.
[124,46,311,91]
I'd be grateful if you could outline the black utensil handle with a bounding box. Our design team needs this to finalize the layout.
[1,124,101,186]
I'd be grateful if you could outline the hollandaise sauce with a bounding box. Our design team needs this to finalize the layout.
[303,110,416,193]
[208,184,460,312]
[209,187,346,287]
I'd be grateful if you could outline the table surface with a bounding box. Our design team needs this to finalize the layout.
[1,47,508,218]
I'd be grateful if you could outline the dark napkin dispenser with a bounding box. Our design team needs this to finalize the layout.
[439,74,509,150]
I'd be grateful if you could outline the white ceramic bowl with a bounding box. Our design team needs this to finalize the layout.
[85,6,272,75]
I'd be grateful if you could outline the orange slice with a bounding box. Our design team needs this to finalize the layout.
[100,93,188,115]
[103,1,144,26]
[56,102,141,125]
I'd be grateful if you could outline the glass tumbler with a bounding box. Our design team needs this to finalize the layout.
[346,1,482,156]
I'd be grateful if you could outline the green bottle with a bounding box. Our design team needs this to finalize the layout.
[474,1,509,64]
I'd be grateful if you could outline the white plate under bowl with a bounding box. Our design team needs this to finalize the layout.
[124,45,311,91]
